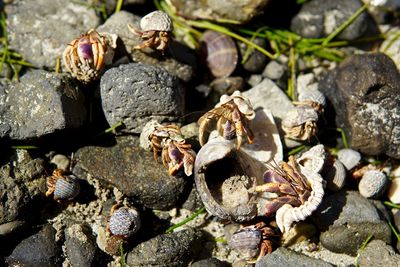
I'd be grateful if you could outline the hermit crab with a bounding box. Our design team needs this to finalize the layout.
[229,220,279,262]
[46,168,80,203]
[128,10,173,52]
[63,29,117,83]
[148,124,196,176]
[198,91,255,149]
[281,106,319,141]
[107,204,141,239]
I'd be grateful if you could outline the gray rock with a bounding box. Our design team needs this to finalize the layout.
[126,228,203,267]
[74,135,188,210]
[0,220,27,236]
[262,60,286,80]
[291,0,370,40]
[239,38,269,73]
[192,258,230,267]
[247,75,263,87]
[100,63,185,134]
[357,240,400,267]
[313,191,392,256]
[255,247,334,267]
[65,223,106,267]
[6,0,100,69]
[168,0,270,24]
[0,150,46,224]
[0,70,86,139]
[97,11,194,82]
[319,53,400,158]
[6,224,62,267]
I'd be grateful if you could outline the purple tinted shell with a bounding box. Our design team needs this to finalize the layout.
[78,43,93,61]
[230,227,262,260]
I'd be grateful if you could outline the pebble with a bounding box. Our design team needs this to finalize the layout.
[97,11,194,82]
[74,135,188,210]
[291,0,372,40]
[239,38,269,73]
[313,190,392,256]
[6,0,100,69]
[358,170,389,199]
[6,224,62,267]
[100,63,185,134]
[319,53,400,158]
[387,177,400,204]
[0,70,86,139]
[255,247,334,267]
[262,60,286,81]
[357,240,400,267]
[337,148,361,171]
[191,258,230,267]
[126,227,204,266]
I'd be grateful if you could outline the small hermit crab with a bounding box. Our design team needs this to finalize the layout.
[229,220,279,262]
[107,204,141,239]
[198,90,255,149]
[63,29,117,83]
[281,106,319,141]
[127,10,173,53]
[148,124,196,176]
[46,168,81,203]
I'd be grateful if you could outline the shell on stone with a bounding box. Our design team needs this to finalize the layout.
[229,226,262,260]
[337,148,361,171]
[200,30,238,78]
[194,137,267,222]
[53,174,81,201]
[324,158,347,192]
[358,170,389,199]
[108,205,141,238]
[140,10,173,32]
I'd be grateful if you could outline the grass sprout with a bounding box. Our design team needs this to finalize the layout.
[388,220,400,242]
[165,207,206,234]
[115,0,124,13]
[354,234,373,267]
[384,201,400,209]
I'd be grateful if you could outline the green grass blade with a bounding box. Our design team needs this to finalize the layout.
[165,207,206,234]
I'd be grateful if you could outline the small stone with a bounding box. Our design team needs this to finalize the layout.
[313,191,392,256]
[6,224,62,267]
[247,75,263,87]
[387,177,400,204]
[337,148,361,170]
[126,228,204,266]
[6,0,100,69]
[255,247,334,267]
[100,63,185,134]
[358,170,389,199]
[262,60,286,80]
[0,70,86,139]
[357,240,400,267]
[191,258,230,267]
[0,220,27,236]
[74,136,188,210]
[239,38,269,73]
[291,0,372,40]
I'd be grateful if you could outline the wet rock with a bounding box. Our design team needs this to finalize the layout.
[239,38,269,73]
[313,191,392,256]
[291,0,371,40]
[192,258,230,267]
[6,0,100,69]
[74,135,188,210]
[126,227,203,267]
[357,240,400,267]
[0,70,86,139]
[319,53,400,158]
[168,0,271,24]
[100,63,185,134]
[0,150,46,224]
[255,247,334,267]
[65,223,107,267]
[6,224,62,267]
[97,11,194,81]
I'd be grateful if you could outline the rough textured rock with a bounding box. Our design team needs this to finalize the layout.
[65,223,107,267]
[0,150,46,224]
[97,11,194,82]
[0,70,86,139]
[100,63,185,134]
[313,190,392,256]
[169,0,270,24]
[357,240,400,267]
[6,0,100,69]
[126,228,203,267]
[6,224,62,267]
[319,53,400,158]
[255,247,334,267]
[291,0,371,40]
[74,136,188,210]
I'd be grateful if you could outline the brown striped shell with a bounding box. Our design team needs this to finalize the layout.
[200,30,238,78]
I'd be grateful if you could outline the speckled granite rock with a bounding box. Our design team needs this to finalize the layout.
[357,240,400,267]
[6,0,100,69]
[0,70,86,139]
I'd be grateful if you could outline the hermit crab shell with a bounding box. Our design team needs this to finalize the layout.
[324,158,347,192]
[194,137,266,222]
[200,30,238,78]
[229,227,262,260]
[218,90,255,120]
[282,106,319,129]
[109,206,141,238]
[337,148,361,171]
[54,174,81,201]
[358,170,389,199]
[140,10,173,32]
